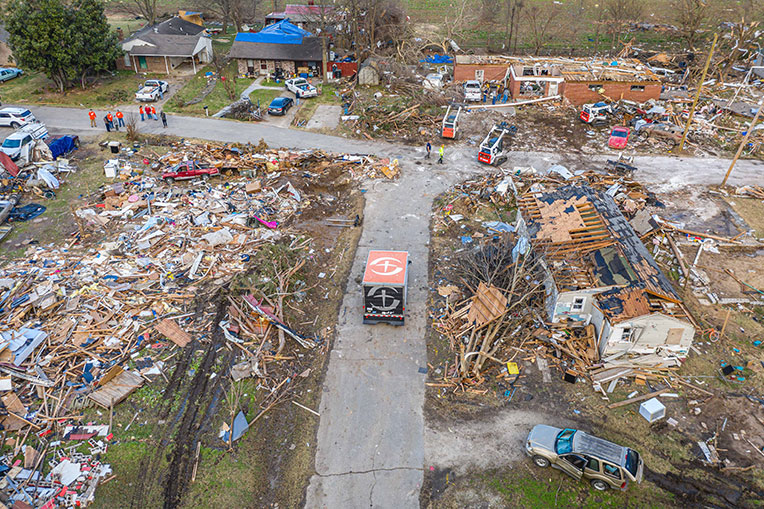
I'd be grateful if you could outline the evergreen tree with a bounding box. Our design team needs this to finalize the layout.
[4,0,121,92]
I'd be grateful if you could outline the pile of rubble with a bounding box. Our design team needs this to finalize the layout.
[431,165,762,394]
[0,140,390,506]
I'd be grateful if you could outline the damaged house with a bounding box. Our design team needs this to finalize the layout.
[454,56,661,105]
[517,184,695,364]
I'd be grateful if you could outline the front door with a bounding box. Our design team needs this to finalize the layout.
[138,56,148,70]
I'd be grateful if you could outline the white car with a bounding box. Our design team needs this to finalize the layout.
[423,73,445,90]
[135,80,169,102]
[463,80,482,102]
[0,107,36,128]
[285,78,317,98]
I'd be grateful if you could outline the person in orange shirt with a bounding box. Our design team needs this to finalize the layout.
[116,109,124,128]
[106,112,114,131]
[88,109,96,128]
[139,105,145,121]
[151,105,158,121]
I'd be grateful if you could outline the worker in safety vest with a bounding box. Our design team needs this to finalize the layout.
[106,112,114,131]
[88,109,96,128]
[438,145,444,164]
[116,110,125,128]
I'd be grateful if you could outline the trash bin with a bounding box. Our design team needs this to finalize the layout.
[109,141,121,154]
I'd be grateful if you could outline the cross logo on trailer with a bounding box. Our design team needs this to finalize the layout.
[366,286,401,312]
[368,257,404,277]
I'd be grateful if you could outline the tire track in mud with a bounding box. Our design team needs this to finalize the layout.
[128,290,235,508]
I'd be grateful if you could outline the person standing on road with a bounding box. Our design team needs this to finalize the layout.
[425,141,431,159]
[88,109,96,128]
[438,144,444,164]
[139,105,145,121]
[152,105,158,121]
[103,115,111,132]
[106,112,115,131]
[161,110,167,128]
[116,109,124,128]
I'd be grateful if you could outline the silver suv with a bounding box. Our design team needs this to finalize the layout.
[0,107,36,128]
[525,425,643,491]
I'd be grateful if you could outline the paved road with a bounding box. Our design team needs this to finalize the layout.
[9,104,764,507]
[15,103,764,187]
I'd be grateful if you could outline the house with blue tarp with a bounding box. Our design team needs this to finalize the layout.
[229,20,323,77]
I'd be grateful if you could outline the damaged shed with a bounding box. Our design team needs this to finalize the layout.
[518,184,694,364]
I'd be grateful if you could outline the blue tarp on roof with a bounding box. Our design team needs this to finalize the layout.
[234,19,312,45]
[420,54,453,64]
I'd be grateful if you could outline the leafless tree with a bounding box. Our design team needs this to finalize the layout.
[479,0,501,22]
[442,0,475,45]
[124,0,158,26]
[503,0,524,53]
[716,19,762,82]
[673,0,708,49]
[604,0,642,54]
[198,0,245,34]
[524,3,561,55]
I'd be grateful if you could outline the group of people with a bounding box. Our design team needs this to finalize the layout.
[88,106,168,131]
[482,82,510,105]
[425,141,445,164]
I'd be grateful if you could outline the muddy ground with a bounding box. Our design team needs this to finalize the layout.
[422,171,764,508]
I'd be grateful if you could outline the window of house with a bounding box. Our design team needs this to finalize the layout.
[522,67,534,76]
[588,84,600,91]
[631,85,645,91]
[621,327,633,341]
[571,297,586,312]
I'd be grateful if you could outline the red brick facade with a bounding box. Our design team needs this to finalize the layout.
[454,63,509,83]
[560,82,661,105]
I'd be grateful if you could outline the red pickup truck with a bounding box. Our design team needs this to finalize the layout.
[162,161,220,183]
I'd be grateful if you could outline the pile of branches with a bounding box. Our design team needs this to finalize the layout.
[437,234,547,379]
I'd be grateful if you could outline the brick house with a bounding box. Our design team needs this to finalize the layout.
[454,56,661,105]
[116,16,213,74]
[229,20,323,77]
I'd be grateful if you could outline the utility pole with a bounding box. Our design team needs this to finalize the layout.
[321,35,328,85]
[721,97,764,187]
[678,33,718,153]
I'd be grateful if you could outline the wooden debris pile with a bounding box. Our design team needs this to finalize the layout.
[0,142,367,506]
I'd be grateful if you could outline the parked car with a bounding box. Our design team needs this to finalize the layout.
[526,425,643,491]
[608,126,631,149]
[579,102,613,124]
[423,73,445,90]
[162,161,220,183]
[285,78,317,98]
[463,80,482,102]
[268,97,294,116]
[135,80,169,102]
[0,107,36,128]
[0,68,23,82]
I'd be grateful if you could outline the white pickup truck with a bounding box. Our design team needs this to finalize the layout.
[1,123,48,164]
[285,78,317,98]
[135,80,169,102]
[463,80,482,102]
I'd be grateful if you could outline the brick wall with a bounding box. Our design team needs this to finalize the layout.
[116,55,172,74]
[454,63,509,82]
[561,81,661,105]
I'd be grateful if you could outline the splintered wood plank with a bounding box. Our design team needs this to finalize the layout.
[155,318,192,347]
[467,283,508,326]
[88,370,144,409]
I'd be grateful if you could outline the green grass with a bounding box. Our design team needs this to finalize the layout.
[0,70,153,108]
[0,137,115,260]
[164,62,254,115]
[247,88,281,109]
